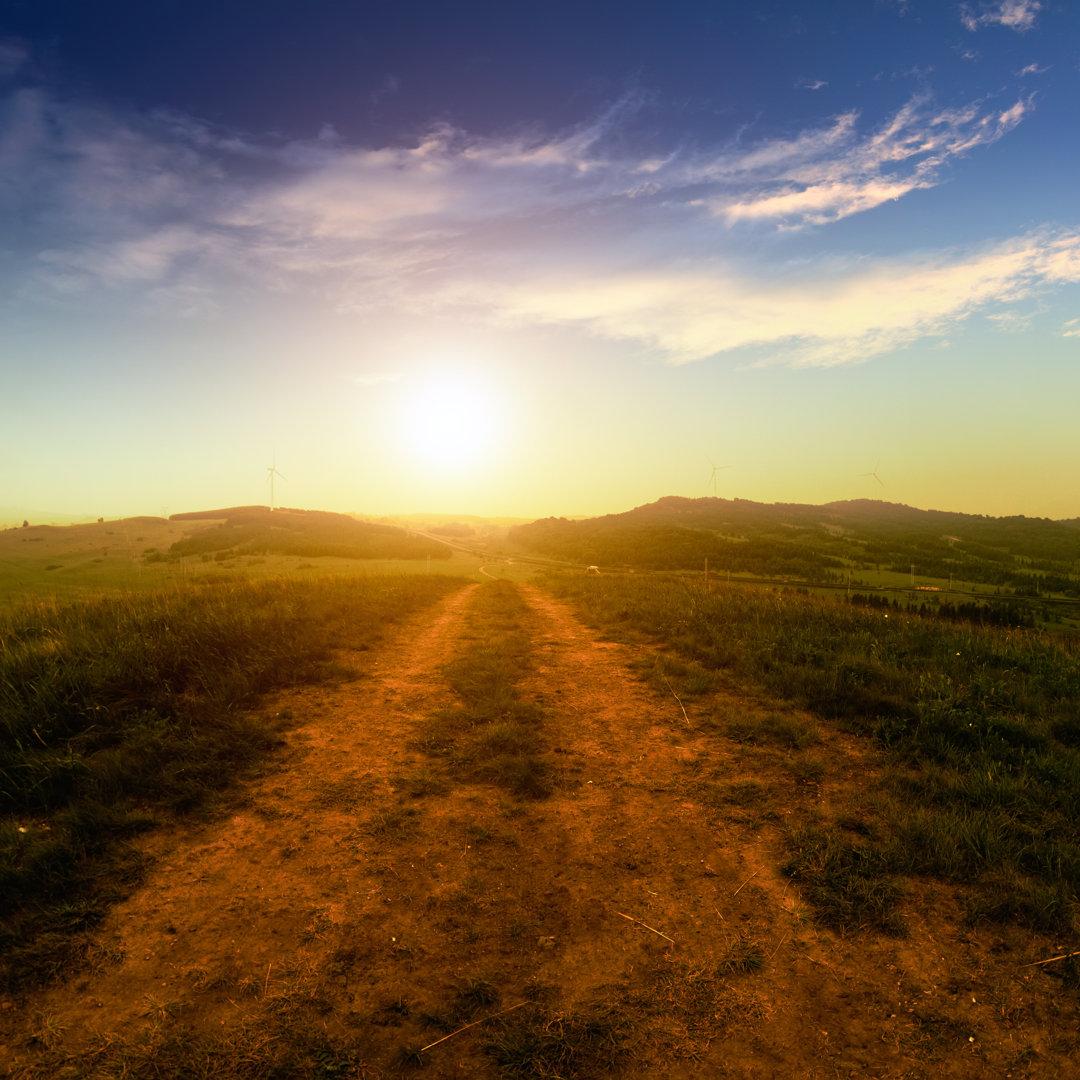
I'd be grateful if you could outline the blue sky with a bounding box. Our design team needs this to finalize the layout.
[1,0,1078,522]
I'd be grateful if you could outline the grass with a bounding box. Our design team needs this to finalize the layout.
[417,580,553,800]
[484,1003,630,1078]
[0,516,512,609]
[0,574,463,993]
[543,571,1080,936]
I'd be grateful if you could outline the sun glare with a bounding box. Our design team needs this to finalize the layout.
[400,374,500,469]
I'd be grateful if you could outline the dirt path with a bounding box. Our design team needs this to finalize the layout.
[2,581,1075,1078]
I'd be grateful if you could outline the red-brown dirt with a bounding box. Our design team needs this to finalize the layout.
[1,580,1075,1078]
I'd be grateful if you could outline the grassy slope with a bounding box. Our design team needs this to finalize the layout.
[510,498,1080,618]
[0,518,494,608]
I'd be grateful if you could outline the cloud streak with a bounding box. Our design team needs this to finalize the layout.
[706,95,1030,226]
[456,230,1080,366]
[961,1,1042,32]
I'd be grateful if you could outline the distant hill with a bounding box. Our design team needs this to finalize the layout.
[619,496,1080,561]
[166,507,451,561]
[509,497,1080,593]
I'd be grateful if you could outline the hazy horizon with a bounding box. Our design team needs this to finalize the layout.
[4,490,1079,533]
[3,2,1078,523]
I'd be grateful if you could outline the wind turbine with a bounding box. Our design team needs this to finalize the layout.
[706,455,732,497]
[267,458,286,511]
[859,462,885,489]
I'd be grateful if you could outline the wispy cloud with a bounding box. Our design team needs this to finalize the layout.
[704,94,1031,227]
[0,38,28,79]
[456,230,1080,367]
[1018,62,1049,76]
[1062,318,1080,338]
[2,73,1070,369]
[796,78,828,90]
[961,1,1042,33]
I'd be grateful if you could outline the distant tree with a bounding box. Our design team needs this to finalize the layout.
[21,520,28,528]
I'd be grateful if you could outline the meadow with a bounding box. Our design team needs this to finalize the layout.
[0,516,490,608]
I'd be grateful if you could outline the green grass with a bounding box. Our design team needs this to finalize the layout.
[0,517,512,609]
[483,1002,631,1078]
[417,581,553,800]
[544,572,1080,936]
[0,574,462,992]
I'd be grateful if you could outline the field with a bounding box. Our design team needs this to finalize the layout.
[0,516,494,605]
[1,521,1078,1078]
[508,497,1080,635]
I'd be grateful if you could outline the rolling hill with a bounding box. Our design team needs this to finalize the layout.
[509,496,1080,595]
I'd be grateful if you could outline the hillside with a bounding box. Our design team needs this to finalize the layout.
[509,496,1080,595]
[165,507,451,562]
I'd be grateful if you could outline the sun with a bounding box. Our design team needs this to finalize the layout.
[399,374,500,469]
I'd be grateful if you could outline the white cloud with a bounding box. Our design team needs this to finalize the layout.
[453,231,1080,367]
[796,78,828,90]
[985,310,1032,332]
[1018,62,1048,76]
[696,94,1030,227]
[36,226,209,290]
[1062,318,1080,338]
[962,1,1042,32]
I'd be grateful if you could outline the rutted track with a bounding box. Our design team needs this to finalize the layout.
[2,581,1076,1078]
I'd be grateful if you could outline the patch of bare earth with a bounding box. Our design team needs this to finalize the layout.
[2,581,1076,1078]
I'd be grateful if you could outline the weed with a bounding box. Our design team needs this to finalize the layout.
[726,710,820,749]
[466,823,494,845]
[786,754,827,785]
[302,907,333,943]
[715,779,768,806]
[783,824,908,935]
[395,768,450,799]
[393,1041,426,1068]
[360,805,420,840]
[141,992,181,1020]
[421,977,500,1032]
[313,774,375,810]
[484,1002,630,1077]
[636,956,769,1055]
[25,1011,65,1050]
[718,938,766,974]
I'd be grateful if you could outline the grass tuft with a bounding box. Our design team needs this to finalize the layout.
[484,1002,630,1077]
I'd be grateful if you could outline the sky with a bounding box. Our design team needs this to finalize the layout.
[1,0,1078,523]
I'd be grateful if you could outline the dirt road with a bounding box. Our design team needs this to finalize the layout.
[2,581,1074,1078]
